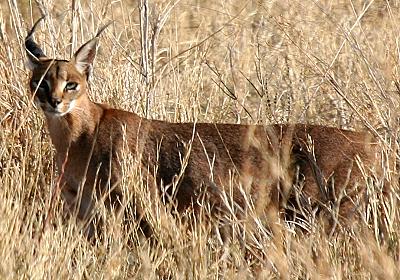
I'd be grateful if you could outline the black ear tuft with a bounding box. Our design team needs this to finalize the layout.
[25,16,47,61]
[95,21,113,38]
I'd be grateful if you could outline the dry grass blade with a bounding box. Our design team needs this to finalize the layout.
[0,0,399,279]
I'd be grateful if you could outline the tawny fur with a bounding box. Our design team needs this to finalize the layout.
[26,18,388,238]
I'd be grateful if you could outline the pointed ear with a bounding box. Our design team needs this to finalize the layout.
[72,37,99,77]
[25,16,47,70]
[72,21,112,78]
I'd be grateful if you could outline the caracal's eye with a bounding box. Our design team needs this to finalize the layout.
[65,82,78,91]
[32,80,50,92]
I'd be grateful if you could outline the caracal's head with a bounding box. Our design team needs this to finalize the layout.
[25,17,108,117]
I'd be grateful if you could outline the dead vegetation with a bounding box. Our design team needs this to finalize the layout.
[0,0,400,278]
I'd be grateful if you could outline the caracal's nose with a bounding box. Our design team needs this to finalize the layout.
[49,97,62,108]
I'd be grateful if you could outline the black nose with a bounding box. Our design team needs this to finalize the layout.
[49,97,62,108]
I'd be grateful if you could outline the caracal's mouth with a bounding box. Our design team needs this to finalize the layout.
[35,99,76,117]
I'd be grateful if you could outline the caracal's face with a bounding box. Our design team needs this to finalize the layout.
[26,17,99,117]
[29,60,86,117]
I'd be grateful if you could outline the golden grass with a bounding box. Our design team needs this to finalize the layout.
[1,0,400,278]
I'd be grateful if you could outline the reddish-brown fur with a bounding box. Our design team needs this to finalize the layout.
[26,18,387,238]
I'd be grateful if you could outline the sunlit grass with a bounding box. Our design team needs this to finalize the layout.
[0,0,399,278]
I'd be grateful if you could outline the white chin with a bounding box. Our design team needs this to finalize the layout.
[45,100,76,117]
[44,110,63,118]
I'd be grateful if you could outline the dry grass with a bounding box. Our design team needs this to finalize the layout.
[1,0,400,278]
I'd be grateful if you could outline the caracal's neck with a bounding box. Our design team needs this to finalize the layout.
[45,94,103,156]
